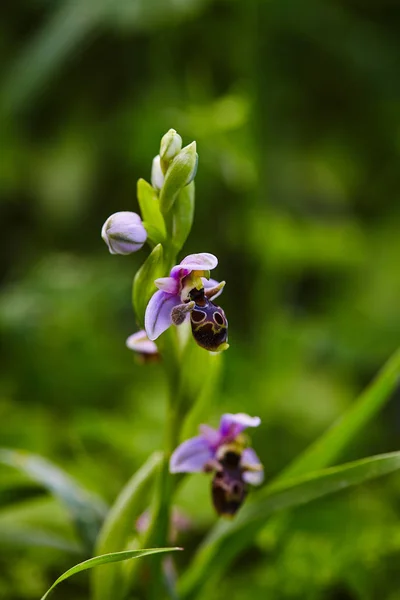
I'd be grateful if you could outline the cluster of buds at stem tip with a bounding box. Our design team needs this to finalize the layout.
[144,252,229,353]
[151,129,198,199]
[170,413,264,517]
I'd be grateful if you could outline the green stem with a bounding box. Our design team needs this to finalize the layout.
[146,328,181,600]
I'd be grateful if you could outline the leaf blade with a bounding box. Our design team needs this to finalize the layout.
[273,346,400,484]
[137,178,167,245]
[180,451,400,599]
[92,452,163,600]
[0,449,107,551]
[132,243,164,327]
[41,547,182,600]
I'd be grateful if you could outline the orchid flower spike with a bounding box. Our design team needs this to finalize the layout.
[102,211,147,255]
[144,252,228,352]
[170,413,263,517]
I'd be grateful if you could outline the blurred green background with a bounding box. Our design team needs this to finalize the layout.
[1,0,400,599]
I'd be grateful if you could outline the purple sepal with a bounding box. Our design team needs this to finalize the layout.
[144,290,180,341]
[169,436,213,473]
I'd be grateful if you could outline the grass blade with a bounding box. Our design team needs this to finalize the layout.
[275,347,400,482]
[180,451,400,599]
[92,452,163,600]
[41,547,182,600]
[0,449,107,551]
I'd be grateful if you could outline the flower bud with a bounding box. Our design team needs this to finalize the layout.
[101,211,147,255]
[160,129,182,162]
[151,155,164,191]
[159,142,198,214]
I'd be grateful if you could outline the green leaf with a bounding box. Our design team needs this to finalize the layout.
[0,523,82,553]
[40,547,182,600]
[92,452,163,600]
[0,449,107,552]
[180,451,400,599]
[132,243,164,327]
[273,346,400,484]
[171,182,195,254]
[137,178,167,245]
[159,142,197,215]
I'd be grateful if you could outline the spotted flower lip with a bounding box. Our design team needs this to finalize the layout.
[126,330,158,355]
[169,413,264,486]
[144,252,222,341]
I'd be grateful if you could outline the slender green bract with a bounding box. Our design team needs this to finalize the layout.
[180,451,400,599]
[171,182,195,254]
[0,449,107,551]
[137,178,167,245]
[40,547,182,600]
[132,243,164,327]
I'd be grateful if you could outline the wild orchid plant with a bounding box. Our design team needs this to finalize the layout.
[101,129,260,529]
[4,130,400,600]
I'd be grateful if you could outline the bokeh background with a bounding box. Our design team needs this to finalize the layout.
[1,1,400,599]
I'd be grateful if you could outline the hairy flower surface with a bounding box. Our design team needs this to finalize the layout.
[144,252,226,344]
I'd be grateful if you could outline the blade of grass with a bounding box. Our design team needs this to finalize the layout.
[274,347,400,483]
[41,547,182,600]
[180,451,400,599]
[0,449,107,551]
[92,452,162,600]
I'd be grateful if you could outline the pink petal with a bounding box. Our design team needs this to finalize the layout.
[219,413,261,440]
[179,253,218,271]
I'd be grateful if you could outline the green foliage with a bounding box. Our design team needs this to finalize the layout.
[92,452,162,600]
[275,348,400,483]
[159,143,198,215]
[132,244,164,327]
[0,449,107,552]
[171,183,196,254]
[180,451,400,598]
[137,179,167,246]
[40,547,181,600]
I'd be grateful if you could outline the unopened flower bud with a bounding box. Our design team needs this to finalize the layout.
[101,211,147,255]
[159,142,198,214]
[160,129,182,162]
[151,155,165,191]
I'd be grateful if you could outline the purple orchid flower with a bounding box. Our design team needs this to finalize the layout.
[170,413,263,483]
[144,252,225,342]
